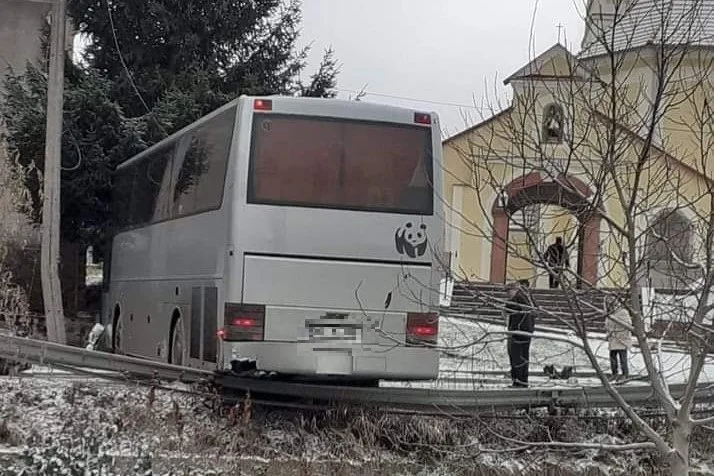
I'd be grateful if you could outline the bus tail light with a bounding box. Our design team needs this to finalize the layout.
[254,99,273,111]
[406,312,439,346]
[220,303,266,341]
[414,112,432,125]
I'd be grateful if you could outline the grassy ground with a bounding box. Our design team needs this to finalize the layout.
[0,375,713,475]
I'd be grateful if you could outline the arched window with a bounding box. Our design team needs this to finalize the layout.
[645,209,695,288]
[542,103,565,144]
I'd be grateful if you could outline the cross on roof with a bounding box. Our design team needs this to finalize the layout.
[556,23,565,43]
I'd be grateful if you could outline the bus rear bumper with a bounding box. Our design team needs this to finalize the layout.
[221,342,439,381]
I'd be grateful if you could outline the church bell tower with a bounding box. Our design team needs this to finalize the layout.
[581,0,622,51]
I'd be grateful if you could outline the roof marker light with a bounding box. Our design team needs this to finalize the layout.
[254,99,273,111]
[414,112,431,125]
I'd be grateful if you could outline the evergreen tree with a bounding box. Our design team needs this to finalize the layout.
[301,47,340,98]
[68,0,336,119]
[2,58,145,253]
[1,0,339,256]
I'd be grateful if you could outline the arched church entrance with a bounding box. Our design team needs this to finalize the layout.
[489,172,601,288]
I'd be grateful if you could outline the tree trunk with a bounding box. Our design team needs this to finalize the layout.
[669,419,691,476]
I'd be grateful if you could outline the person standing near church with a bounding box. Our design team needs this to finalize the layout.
[505,281,534,387]
[545,236,569,289]
[605,297,632,382]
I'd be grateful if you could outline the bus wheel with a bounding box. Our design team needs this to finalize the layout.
[169,311,185,366]
[111,306,123,354]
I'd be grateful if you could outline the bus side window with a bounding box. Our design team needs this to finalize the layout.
[172,108,236,218]
[119,144,174,228]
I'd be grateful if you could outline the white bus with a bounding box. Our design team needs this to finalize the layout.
[105,95,444,382]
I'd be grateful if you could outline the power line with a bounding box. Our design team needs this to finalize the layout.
[334,87,499,112]
[105,0,151,115]
[95,13,714,138]
[105,0,169,138]
[341,86,714,136]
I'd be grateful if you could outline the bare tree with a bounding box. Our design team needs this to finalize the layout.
[441,1,714,474]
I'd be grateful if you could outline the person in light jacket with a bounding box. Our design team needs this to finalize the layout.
[605,298,632,381]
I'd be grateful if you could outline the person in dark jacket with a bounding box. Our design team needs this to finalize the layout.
[545,236,569,289]
[505,281,535,387]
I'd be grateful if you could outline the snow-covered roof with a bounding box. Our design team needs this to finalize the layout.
[581,0,714,57]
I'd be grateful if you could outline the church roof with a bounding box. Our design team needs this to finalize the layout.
[503,43,592,85]
[505,44,572,83]
[581,0,714,57]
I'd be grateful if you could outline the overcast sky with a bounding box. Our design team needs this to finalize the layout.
[72,1,588,136]
[297,0,587,137]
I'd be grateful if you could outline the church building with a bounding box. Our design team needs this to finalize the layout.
[442,0,714,290]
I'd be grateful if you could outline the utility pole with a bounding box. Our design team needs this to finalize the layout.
[41,0,67,345]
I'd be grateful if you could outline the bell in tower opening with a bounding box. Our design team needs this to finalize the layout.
[542,103,565,143]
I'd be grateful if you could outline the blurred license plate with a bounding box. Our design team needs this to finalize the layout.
[307,314,362,342]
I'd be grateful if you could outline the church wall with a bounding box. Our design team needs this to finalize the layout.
[599,214,621,288]
[541,206,575,246]
[599,204,630,289]
[506,228,534,282]
[595,146,713,288]
[642,153,712,266]
[443,41,714,289]
[443,112,516,282]
[658,53,714,181]
[442,132,475,279]
[456,185,493,282]
[582,50,662,136]
[588,49,714,182]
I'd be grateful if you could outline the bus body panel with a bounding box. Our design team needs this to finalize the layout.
[106,95,444,381]
[106,101,242,368]
[229,341,439,379]
[109,210,231,367]
[234,206,439,265]
[229,95,443,265]
[111,209,229,282]
[242,254,436,313]
[222,96,443,379]
[109,279,222,370]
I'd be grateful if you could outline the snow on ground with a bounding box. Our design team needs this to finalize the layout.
[1,374,712,475]
[2,307,714,473]
[645,287,714,326]
[385,315,714,390]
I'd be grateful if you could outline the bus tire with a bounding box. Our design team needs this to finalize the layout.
[168,310,185,366]
[111,305,123,354]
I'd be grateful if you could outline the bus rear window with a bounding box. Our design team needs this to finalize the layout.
[248,114,434,215]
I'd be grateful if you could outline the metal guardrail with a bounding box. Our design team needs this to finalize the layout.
[0,334,212,383]
[0,333,711,414]
[214,375,714,412]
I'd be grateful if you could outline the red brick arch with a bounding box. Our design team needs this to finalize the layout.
[490,172,601,287]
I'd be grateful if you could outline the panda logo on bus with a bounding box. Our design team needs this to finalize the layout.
[395,222,428,258]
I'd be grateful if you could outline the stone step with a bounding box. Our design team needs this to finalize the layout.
[449,307,601,316]
[448,300,604,312]
[452,290,616,300]
[452,287,624,297]
[448,282,619,334]
[453,283,629,294]
[447,309,603,323]
[443,314,606,334]
[451,296,600,309]
[452,292,604,301]
[450,305,603,315]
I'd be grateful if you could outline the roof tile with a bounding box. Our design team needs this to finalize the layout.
[582,0,714,57]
